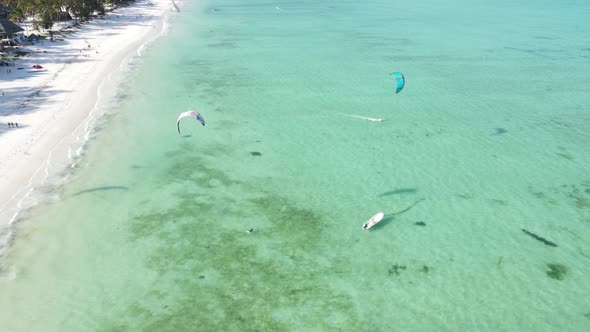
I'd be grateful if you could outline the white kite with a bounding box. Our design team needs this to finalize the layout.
[177,110,205,134]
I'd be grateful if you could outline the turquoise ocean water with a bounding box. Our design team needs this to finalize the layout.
[1,0,590,330]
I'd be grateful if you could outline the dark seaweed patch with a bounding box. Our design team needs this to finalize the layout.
[250,151,262,156]
[111,147,359,330]
[388,264,406,277]
[489,199,508,206]
[546,263,567,280]
[419,265,432,274]
[414,221,426,226]
[497,256,504,268]
[528,181,590,211]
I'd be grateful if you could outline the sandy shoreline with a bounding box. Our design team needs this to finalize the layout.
[0,1,177,236]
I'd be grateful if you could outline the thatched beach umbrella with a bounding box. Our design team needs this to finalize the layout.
[0,18,24,38]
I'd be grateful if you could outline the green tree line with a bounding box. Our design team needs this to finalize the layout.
[4,0,135,29]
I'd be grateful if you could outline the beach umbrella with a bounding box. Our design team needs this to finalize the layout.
[0,19,24,38]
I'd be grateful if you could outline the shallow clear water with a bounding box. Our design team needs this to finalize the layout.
[1,0,590,330]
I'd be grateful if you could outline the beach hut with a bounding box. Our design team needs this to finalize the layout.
[0,18,24,39]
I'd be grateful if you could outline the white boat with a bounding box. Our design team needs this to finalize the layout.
[362,212,384,229]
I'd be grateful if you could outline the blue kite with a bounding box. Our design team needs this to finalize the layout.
[391,72,405,93]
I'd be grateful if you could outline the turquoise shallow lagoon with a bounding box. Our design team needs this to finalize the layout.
[1,0,590,330]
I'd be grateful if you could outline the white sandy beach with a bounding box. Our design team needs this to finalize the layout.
[0,1,178,236]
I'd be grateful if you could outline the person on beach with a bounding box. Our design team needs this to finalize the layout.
[8,122,12,128]
[15,123,18,128]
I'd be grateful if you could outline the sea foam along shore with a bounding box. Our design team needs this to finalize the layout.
[0,0,180,256]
